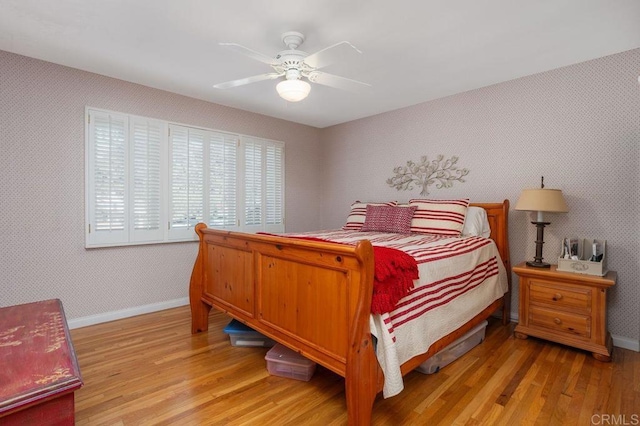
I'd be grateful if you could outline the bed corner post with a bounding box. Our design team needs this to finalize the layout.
[345,342,379,426]
[190,223,211,334]
[345,240,379,425]
[501,199,512,325]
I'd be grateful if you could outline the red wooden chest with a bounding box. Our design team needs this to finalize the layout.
[0,299,83,425]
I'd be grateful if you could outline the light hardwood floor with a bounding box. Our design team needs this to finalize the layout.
[70,307,640,425]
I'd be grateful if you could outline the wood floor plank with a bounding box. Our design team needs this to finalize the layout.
[494,341,541,406]
[70,307,640,425]
[445,349,524,424]
[563,353,593,426]
[500,378,543,426]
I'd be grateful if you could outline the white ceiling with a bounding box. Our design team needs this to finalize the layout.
[1,1,639,128]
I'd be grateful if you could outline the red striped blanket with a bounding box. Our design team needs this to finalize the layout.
[284,229,508,397]
[281,231,500,317]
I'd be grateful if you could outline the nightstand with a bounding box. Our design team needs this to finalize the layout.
[513,262,616,361]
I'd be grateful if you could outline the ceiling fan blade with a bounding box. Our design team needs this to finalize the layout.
[307,71,371,92]
[214,72,283,89]
[304,41,363,70]
[219,42,277,66]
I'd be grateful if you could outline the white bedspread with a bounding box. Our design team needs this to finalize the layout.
[287,230,509,397]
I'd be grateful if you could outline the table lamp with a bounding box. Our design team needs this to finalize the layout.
[515,177,569,268]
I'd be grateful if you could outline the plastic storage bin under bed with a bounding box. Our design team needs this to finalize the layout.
[415,320,488,374]
[223,319,276,348]
[265,343,317,382]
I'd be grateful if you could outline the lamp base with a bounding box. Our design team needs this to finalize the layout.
[528,220,551,268]
[526,260,551,268]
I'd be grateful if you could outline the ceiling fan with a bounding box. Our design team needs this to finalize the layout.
[214,31,371,102]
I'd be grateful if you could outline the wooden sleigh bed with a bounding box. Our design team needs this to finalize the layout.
[189,200,511,425]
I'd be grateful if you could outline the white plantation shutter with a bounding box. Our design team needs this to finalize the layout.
[169,124,204,240]
[209,133,238,229]
[188,131,205,226]
[131,118,164,242]
[86,107,285,247]
[240,137,285,233]
[265,142,284,231]
[243,138,263,231]
[169,125,189,231]
[87,110,128,246]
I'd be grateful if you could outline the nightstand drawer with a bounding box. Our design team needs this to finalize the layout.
[529,305,590,338]
[530,280,591,312]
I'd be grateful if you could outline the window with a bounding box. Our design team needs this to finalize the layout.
[243,138,262,231]
[241,137,285,234]
[168,125,205,241]
[131,117,165,243]
[209,132,238,228]
[86,111,128,247]
[85,108,285,248]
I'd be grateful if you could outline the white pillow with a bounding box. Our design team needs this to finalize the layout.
[462,206,491,238]
[409,198,470,236]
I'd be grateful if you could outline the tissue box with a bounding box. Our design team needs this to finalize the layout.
[557,238,607,276]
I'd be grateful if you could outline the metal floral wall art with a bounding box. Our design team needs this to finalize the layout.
[386,155,469,196]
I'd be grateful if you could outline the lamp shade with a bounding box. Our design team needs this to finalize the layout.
[514,189,569,213]
[276,79,311,102]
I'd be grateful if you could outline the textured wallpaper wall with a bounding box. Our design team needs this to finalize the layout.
[1,48,638,347]
[0,50,322,321]
[320,49,640,346]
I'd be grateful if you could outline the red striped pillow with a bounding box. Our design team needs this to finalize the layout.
[409,198,470,236]
[361,205,417,233]
[342,201,397,230]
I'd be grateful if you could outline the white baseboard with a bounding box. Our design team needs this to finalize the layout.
[611,334,640,352]
[67,297,189,330]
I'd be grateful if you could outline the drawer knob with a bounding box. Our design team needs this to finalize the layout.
[552,293,563,301]
[554,317,562,325]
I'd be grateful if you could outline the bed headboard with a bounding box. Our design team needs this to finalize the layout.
[470,200,511,314]
[470,200,510,268]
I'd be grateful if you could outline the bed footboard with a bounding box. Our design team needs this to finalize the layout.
[189,223,380,423]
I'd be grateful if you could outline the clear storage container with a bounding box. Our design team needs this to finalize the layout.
[416,320,487,374]
[223,319,275,347]
[265,343,316,381]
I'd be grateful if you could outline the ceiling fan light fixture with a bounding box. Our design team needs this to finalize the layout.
[276,79,311,102]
